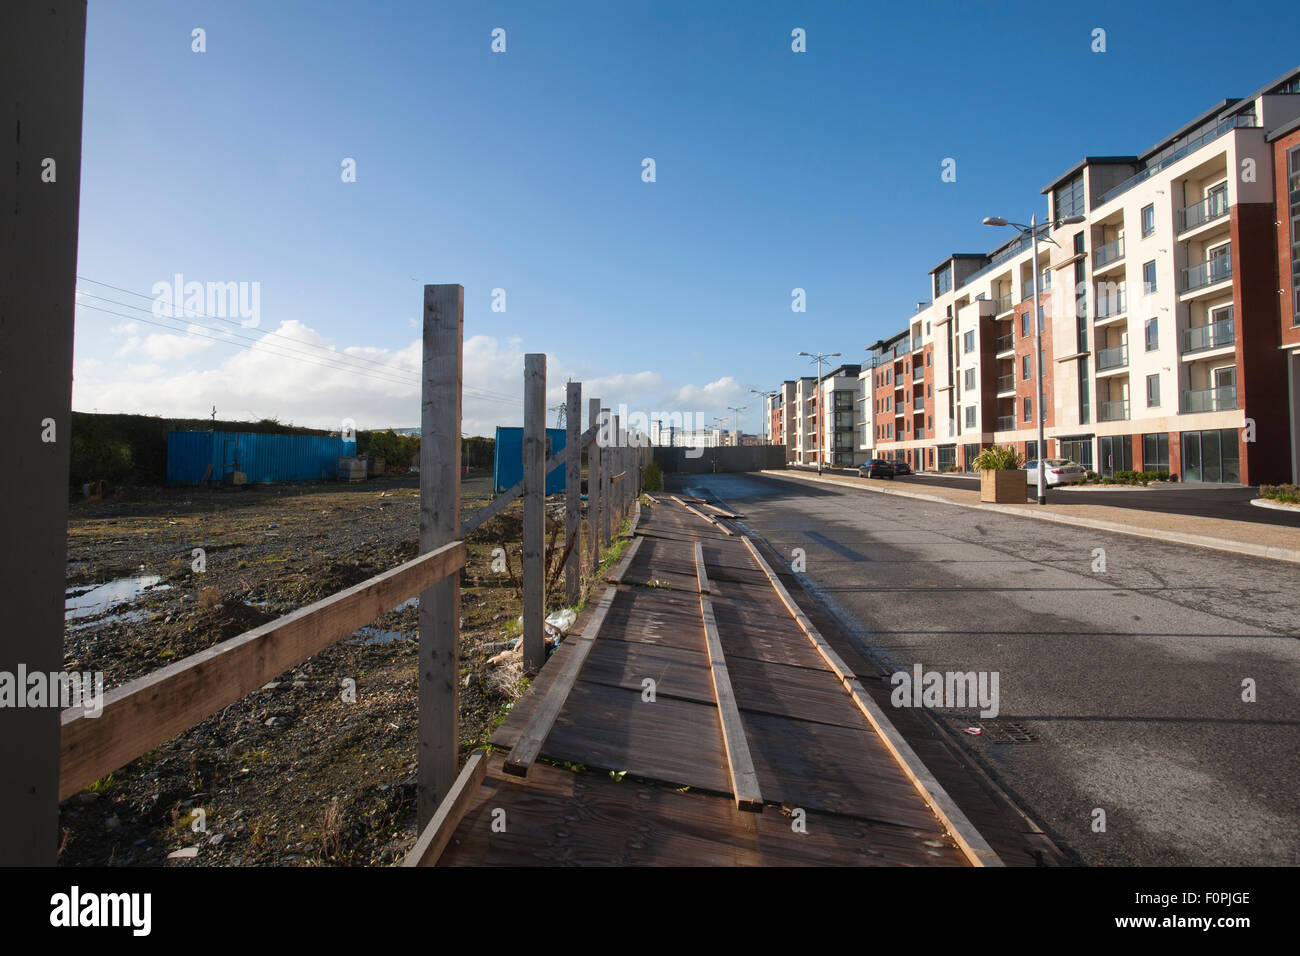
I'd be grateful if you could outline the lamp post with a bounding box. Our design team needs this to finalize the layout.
[798,351,840,475]
[726,405,747,447]
[749,388,776,442]
[983,213,1084,504]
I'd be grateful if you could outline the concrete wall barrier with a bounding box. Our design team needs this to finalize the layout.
[653,445,787,474]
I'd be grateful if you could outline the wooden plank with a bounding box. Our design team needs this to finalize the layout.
[739,535,1000,866]
[672,495,735,536]
[402,751,487,867]
[522,354,546,672]
[600,408,612,548]
[504,585,619,776]
[604,534,644,584]
[694,546,762,812]
[60,540,466,801]
[741,536,855,682]
[463,424,598,537]
[418,283,464,827]
[588,398,602,570]
[565,381,581,605]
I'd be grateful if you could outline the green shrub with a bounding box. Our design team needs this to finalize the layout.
[642,461,663,492]
[1261,483,1300,504]
[358,428,419,466]
[971,445,1023,471]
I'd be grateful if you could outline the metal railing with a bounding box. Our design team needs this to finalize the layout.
[1177,191,1229,233]
[995,332,1014,353]
[1182,317,1235,353]
[1093,236,1125,269]
[1181,385,1236,413]
[1096,115,1257,206]
[1099,399,1130,422]
[995,415,1015,431]
[1181,253,1232,292]
[996,373,1015,393]
[993,293,1014,314]
[913,365,924,381]
[1096,343,1129,371]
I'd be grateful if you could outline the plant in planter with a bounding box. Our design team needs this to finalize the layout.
[971,444,1026,503]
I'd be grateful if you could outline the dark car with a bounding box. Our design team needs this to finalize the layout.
[890,459,913,476]
[858,459,896,479]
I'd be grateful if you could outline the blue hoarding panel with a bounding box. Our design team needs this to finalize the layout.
[492,426,567,494]
[166,431,358,485]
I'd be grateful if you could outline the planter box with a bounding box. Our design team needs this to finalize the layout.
[980,468,1026,503]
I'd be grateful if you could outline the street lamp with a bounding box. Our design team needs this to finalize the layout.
[749,388,777,443]
[726,405,747,446]
[798,351,841,475]
[983,213,1084,504]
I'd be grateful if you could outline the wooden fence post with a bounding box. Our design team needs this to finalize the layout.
[612,412,622,528]
[0,1,87,865]
[418,284,463,827]
[564,382,581,605]
[588,397,601,571]
[522,354,547,673]
[600,406,612,550]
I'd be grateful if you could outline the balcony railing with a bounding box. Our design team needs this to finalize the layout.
[913,365,924,381]
[995,415,1014,431]
[1181,385,1236,413]
[1096,114,1258,206]
[1096,290,1127,319]
[1096,343,1129,371]
[1182,317,1235,353]
[1100,399,1130,422]
[993,293,1014,314]
[914,398,925,411]
[996,373,1015,393]
[1093,237,1125,269]
[1177,192,1229,233]
[995,332,1014,353]
[1181,253,1232,292]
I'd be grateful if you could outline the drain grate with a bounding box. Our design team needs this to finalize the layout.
[974,720,1039,744]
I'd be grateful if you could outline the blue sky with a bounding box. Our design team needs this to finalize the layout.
[72,0,1300,436]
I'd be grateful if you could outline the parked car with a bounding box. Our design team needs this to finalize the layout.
[1023,458,1087,486]
[890,459,913,476]
[858,459,896,479]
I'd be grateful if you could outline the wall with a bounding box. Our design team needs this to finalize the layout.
[654,445,787,474]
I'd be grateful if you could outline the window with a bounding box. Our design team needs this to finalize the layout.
[926,352,932,366]
[1142,260,1157,295]
[1141,204,1155,237]
[963,330,975,353]
[1078,358,1090,425]
[1146,373,1161,408]
[964,367,976,390]
[1073,232,1086,256]
[1023,397,1032,422]
[965,406,976,428]
[1021,312,1030,337]
[935,267,953,296]
[1055,173,1085,220]
[1061,436,1093,469]
[1022,354,1030,380]
[1145,317,1158,351]
[1142,433,1169,473]
[927,384,932,397]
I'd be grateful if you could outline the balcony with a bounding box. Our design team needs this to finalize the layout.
[1177,192,1229,234]
[1181,385,1236,413]
[995,415,1015,432]
[913,365,924,381]
[996,373,1015,393]
[914,398,925,412]
[995,332,1014,354]
[1182,317,1235,354]
[1095,343,1129,371]
[1095,290,1127,320]
[1181,253,1232,293]
[1021,278,1049,301]
[1099,399,1129,422]
[1093,237,1125,270]
[1095,114,1258,206]
[993,293,1014,315]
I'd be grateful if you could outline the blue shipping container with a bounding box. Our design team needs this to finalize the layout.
[166,430,358,485]
[492,426,567,494]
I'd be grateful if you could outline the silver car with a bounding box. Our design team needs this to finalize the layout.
[1024,458,1087,486]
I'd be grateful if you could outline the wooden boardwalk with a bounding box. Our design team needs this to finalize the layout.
[419,495,1010,866]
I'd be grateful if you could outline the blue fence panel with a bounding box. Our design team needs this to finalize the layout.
[492,426,567,494]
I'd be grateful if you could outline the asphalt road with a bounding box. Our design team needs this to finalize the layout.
[675,471,1300,867]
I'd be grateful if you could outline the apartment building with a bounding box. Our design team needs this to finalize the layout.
[777,367,864,467]
[1268,117,1300,481]
[843,65,1300,485]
